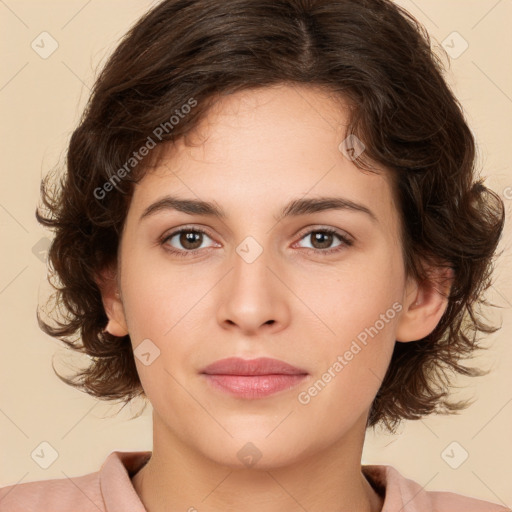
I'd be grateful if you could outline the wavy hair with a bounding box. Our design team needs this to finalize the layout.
[36,0,505,431]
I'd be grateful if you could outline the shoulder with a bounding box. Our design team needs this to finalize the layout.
[362,464,510,512]
[0,471,102,511]
[428,489,510,512]
[0,450,151,512]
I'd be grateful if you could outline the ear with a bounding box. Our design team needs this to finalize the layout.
[395,265,454,342]
[95,266,129,337]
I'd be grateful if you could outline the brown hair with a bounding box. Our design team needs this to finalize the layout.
[37,0,505,432]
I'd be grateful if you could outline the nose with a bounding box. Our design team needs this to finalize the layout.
[216,242,291,335]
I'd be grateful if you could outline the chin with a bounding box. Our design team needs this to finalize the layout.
[194,432,314,471]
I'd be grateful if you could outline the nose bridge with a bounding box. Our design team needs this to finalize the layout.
[231,233,276,299]
[217,231,288,332]
[228,216,277,282]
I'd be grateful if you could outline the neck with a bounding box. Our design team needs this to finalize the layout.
[131,412,383,512]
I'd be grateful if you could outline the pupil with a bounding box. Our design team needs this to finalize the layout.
[181,231,202,249]
[314,232,332,249]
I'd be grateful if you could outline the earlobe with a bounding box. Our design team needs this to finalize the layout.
[95,268,129,337]
[103,295,129,337]
[395,266,453,342]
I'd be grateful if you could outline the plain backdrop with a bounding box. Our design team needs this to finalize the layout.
[0,0,511,506]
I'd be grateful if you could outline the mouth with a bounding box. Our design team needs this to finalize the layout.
[200,357,309,399]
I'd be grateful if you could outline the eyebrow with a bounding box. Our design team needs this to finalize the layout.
[139,195,378,224]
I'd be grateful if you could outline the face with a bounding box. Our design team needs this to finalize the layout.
[104,84,439,469]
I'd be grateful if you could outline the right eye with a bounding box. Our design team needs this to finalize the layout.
[161,227,218,257]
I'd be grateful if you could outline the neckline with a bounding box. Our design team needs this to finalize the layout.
[362,465,387,500]
[125,452,387,506]
[128,452,151,480]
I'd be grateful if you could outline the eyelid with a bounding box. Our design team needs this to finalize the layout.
[160,224,353,256]
[294,224,353,243]
[160,224,219,247]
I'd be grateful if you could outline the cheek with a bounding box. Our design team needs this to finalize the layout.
[294,275,400,430]
[120,250,200,339]
[293,251,403,391]
[119,252,210,387]
[292,247,404,340]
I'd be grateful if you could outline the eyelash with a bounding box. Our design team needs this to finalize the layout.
[160,226,353,258]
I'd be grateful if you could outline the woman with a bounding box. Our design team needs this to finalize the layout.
[0,0,508,510]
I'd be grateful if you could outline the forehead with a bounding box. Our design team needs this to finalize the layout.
[127,84,400,234]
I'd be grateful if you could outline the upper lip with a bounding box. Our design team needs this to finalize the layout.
[200,357,308,376]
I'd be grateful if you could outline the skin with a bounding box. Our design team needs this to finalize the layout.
[99,84,451,512]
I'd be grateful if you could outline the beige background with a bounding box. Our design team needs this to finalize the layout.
[1,0,511,506]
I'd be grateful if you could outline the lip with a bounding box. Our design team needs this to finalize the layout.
[200,357,309,399]
[200,357,308,376]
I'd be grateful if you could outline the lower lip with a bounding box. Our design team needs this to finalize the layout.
[202,374,308,399]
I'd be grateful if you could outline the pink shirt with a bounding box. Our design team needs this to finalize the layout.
[0,450,509,511]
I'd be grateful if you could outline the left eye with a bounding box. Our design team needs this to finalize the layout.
[295,228,351,252]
